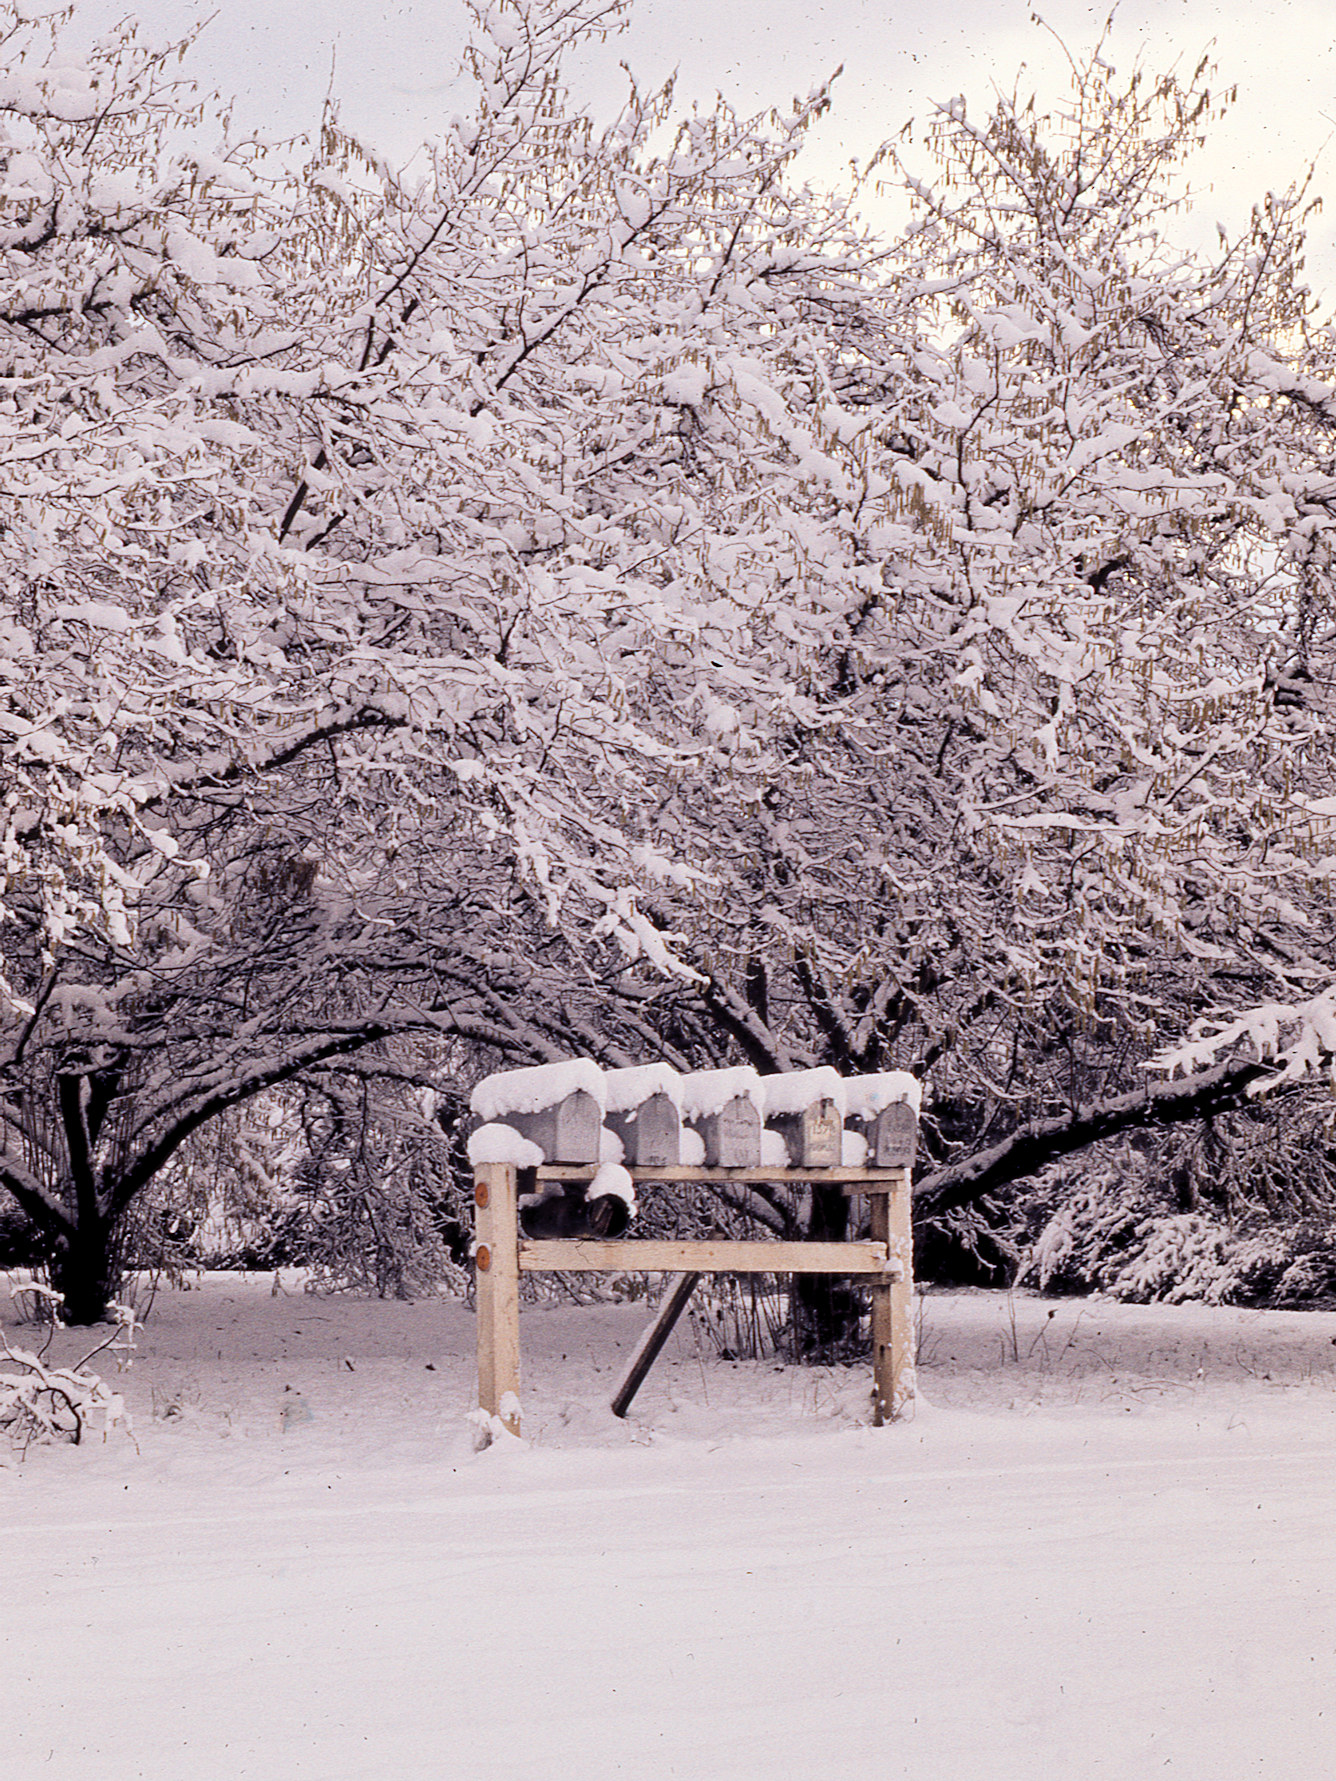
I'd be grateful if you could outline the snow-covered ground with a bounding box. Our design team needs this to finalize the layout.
[5,1274,1336,1779]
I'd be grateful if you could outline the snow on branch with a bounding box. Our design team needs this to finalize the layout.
[1152,988,1336,1095]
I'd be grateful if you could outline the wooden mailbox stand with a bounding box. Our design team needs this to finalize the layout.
[472,1162,916,1435]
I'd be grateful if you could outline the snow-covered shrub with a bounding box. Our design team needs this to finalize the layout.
[1270,1242,1336,1306]
[1018,1131,1336,1307]
[1024,1193,1314,1307]
[0,1290,137,1454]
[8,1269,55,1325]
[914,1200,1022,1287]
[287,1080,471,1299]
[0,1196,45,1270]
[115,1078,476,1299]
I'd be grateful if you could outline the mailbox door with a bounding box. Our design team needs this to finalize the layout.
[870,1101,917,1169]
[633,1092,681,1168]
[688,1096,761,1167]
[504,1089,602,1163]
[800,1097,843,1167]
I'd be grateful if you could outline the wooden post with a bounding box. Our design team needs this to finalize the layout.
[869,1169,916,1425]
[473,1161,522,1435]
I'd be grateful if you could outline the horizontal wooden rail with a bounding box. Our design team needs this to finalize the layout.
[519,1238,894,1274]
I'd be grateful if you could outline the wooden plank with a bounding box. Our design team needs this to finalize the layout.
[473,1162,522,1435]
[887,1175,917,1418]
[535,1163,910,1187]
[840,1166,911,1197]
[868,1193,892,1428]
[610,1272,702,1418]
[519,1238,891,1274]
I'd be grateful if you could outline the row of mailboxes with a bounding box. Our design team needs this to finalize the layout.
[475,1067,918,1170]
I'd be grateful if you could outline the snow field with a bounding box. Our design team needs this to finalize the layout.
[4,1277,1336,1779]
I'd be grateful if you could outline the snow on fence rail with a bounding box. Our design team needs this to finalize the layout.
[466,1061,921,1436]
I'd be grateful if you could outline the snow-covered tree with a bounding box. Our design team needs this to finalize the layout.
[0,0,909,1316]
[6,0,1336,1324]
[575,39,1336,1267]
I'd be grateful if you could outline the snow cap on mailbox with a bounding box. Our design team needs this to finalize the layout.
[842,1071,921,1117]
[603,1063,682,1168]
[470,1058,606,1163]
[844,1071,921,1169]
[679,1065,762,1167]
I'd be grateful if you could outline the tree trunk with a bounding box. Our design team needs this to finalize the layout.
[786,1183,864,1358]
[46,1215,123,1325]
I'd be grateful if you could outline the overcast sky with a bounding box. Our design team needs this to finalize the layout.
[71,0,1336,291]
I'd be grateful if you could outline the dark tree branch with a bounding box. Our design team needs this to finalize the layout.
[0,1149,72,1236]
[277,447,327,544]
[107,1005,525,1219]
[697,979,795,1074]
[915,1057,1283,1216]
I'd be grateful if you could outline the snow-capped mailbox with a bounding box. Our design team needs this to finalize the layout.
[603,1063,681,1168]
[469,1059,606,1164]
[762,1068,846,1168]
[844,1072,921,1169]
[679,1066,762,1167]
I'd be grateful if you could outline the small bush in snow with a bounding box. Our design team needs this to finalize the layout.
[0,1288,137,1455]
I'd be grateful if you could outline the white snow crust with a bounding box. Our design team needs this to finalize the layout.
[598,1127,625,1164]
[679,1065,763,1119]
[661,363,709,406]
[841,1128,868,1166]
[760,1067,846,1117]
[471,1058,606,1119]
[466,1123,546,1168]
[679,1125,706,1165]
[603,1063,683,1113]
[843,1070,922,1117]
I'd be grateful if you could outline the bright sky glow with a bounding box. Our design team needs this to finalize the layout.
[65,0,1336,289]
